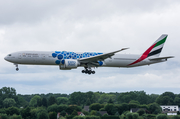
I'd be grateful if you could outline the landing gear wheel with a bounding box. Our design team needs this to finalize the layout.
[88,71,91,75]
[82,67,96,74]
[85,70,88,74]
[14,64,19,71]
[16,68,19,71]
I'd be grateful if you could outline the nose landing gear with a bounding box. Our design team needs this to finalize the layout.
[82,68,95,75]
[14,64,19,71]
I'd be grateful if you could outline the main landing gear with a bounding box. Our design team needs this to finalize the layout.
[82,68,95,75]
[14,64,19,71]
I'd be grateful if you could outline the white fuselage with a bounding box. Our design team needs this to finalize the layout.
[4,51,165,68]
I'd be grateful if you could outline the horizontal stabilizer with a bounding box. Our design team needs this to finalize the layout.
[149,56,174,61]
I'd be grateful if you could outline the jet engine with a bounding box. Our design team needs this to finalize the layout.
[59,59,80,70]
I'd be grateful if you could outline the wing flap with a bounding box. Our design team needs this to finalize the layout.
[79,48,129,63]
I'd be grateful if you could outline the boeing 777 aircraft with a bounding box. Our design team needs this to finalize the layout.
[4,34,173,74]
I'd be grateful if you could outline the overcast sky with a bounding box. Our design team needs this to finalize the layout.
[0,0,180,95]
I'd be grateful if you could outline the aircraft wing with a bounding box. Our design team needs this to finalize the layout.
[149,56,174,61]
[79,48,129,63]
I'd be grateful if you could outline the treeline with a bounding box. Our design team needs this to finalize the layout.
[18,90,180,107]
[1,87,180,108]
[0,87,180,119]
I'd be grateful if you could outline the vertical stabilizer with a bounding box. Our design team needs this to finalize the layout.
[129,34,168,65]
[147,34,168,58]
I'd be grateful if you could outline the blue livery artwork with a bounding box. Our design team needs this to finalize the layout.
[52,51,103,65]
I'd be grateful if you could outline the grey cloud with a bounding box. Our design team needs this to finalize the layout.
[0,0,178,25]
[0,0,72,25]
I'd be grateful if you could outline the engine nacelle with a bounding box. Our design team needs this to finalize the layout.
[59,59,79,70]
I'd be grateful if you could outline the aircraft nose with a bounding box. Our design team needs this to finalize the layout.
[4,56,8,61]
[4,54,16,63]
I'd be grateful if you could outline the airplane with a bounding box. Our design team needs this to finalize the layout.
[4,34,174,75]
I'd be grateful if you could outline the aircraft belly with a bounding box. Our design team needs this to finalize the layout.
[104,59,132,67]
[41,58,56,65]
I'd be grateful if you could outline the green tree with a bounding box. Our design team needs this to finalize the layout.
[94,92,101,103]
[89,103,101,111]
[107,98,113,104]
[21,106,31,119]
[98,94,116,104]
[72,116,78,119]
[3,98,16,108]
[66,105,81,115]
[17,96,28,108]
[156,114,168,119]
[82,110,89,115]
[42,97,48,107]
[147,94,159,104]
[116,103,129,115]
[115,111,119,116]
[95,111,101,116]
[69,92,84,105]
[85,115,100,119]
[71,110,78,116]
[146,114,156,119]
[156,96,174,105]
[118,92,137,103]
[137,109,145,116]
[29,95,41,107]
[37,97,42,107]
[0,98,2,108]
[37,111,49,119]
[156,92,175,105]
[162,92,175,99]
[99,108,105,111]
[104,104,117,115]
[48,96,56,106]
[85,91,96,104]
[5,106,20,115]
[0,87,18,108]
[85,98,91,106]
[30,107,47,119]
[0,108,6,114]
[118,91,148,104]
[90,110,97,115]
[0,87,17,98]
[48,112,56,119]
[47,104,58,113]
[174,97,180,107]
[60,110,67,116]
[126,112,133,119]
[136,91,149,104]
[57,97,68,105]
[0,113,8,119]
[57,104,68,112]
[129,100,140,105]
[148,103,161,114]
[9,114,22,119]
[132,113,139,119]
[172,115,180,119]
[139,104,148,109]
[128,103,139,109]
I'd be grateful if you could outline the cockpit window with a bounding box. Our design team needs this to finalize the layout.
[8,54,11,56]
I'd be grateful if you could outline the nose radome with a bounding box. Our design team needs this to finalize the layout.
[4,56,8,61]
